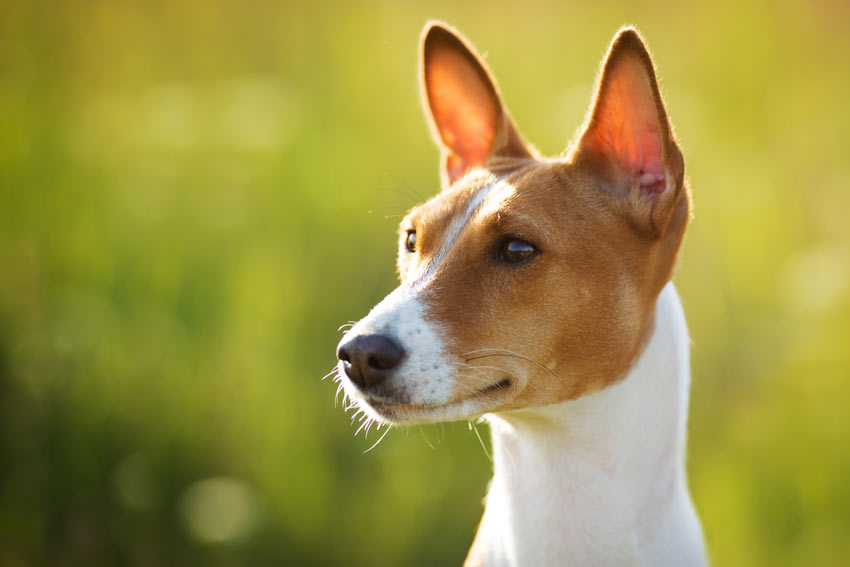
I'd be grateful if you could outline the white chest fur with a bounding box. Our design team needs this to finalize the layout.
[468,283,707,566]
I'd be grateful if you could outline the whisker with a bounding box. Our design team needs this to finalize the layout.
[349,407,365,422]
[419,425,436,450]
[385,173,426,203]
[334,382,345,407]
[455,360,546,396]
[454,372,506,390]
[463,348,563,383]
[355,415,373,436]
[364,425,392,453]
[391,188,420,205]
[469,420,492,463]
[455,363,514,376]
[454,362,519,389]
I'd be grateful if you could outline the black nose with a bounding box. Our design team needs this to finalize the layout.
[337,334,405,389]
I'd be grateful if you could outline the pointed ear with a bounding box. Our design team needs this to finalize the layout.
[421,22,533,187]
[575,27,685,235]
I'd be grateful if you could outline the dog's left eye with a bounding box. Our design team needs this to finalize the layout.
[405,230,417,253]
[500,239,537,263]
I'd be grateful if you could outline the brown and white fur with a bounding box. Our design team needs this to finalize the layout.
[335,22,707,566]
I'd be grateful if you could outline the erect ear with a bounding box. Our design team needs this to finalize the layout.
[421,22,533,187]
[574,27,685,235]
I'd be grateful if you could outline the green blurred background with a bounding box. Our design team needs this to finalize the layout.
[2,0,849,565]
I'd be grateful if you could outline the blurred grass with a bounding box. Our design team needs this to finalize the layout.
[1,0,850,565]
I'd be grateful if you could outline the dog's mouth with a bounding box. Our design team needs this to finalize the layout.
[479,377,512,395]
[362,377,514,423]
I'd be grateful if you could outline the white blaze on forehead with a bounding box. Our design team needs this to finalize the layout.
[414,176,516,286]
[477,180,517,219]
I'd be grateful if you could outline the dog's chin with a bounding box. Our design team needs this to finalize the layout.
[357,378,515,425]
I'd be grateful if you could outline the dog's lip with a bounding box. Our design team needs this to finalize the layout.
[365,377,514,414]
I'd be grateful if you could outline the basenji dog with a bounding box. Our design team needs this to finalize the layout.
[335,21,707,566]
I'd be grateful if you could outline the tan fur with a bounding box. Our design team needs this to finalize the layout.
[396,23,690,411]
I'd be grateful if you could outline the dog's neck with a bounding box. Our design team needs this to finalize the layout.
[467,283,706,566]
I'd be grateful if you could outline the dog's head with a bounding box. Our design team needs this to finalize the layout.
[336,23,689,425]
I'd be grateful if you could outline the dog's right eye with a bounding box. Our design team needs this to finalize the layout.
[405,230,417,253]
[500,238,537,263]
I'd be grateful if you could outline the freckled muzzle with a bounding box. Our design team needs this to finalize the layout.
[334,285,463,414]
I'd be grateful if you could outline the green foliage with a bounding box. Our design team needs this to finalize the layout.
[1,0,849,564]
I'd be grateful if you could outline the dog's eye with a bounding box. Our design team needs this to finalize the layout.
[500,239,536,263]
[405,230,416,253]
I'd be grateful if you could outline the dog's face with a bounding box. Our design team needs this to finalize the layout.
[336,23,689,425]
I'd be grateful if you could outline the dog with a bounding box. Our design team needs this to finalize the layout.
[335,21,707,566]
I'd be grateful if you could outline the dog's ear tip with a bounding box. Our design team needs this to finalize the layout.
[423,19,450,31]
[613,25,642,41]
[422,21,457,44]
[616,24,640,35]
[421,23,480,75]
[609,26,652,58]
